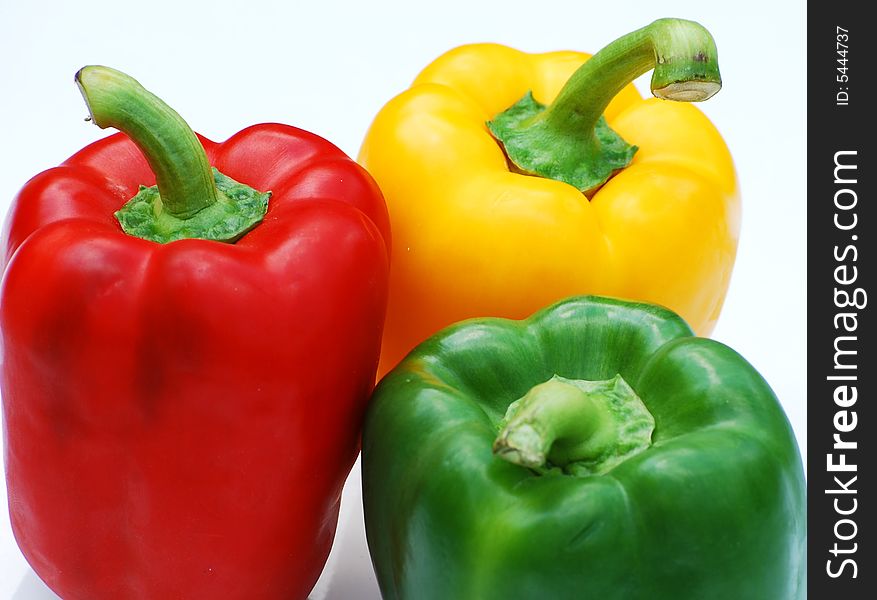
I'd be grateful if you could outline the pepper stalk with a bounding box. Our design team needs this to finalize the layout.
[488,18,722,194]
[76,66,270,244]
[493,374,655,476]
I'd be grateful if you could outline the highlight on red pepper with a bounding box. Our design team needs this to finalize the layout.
[0,66,389,599]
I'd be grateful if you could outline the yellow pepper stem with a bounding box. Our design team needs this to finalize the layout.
[488,18,722,194]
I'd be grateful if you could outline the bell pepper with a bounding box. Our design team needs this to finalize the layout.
[0,67,389,599]
[362,296,806,599]
[359,19,739,375]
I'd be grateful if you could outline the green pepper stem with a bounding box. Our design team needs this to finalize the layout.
[493,375,654,474]
[75,66,216,219]
[543,18,722,135]
[494,378,614,469]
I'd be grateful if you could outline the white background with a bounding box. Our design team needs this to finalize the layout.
[0,1,805,598]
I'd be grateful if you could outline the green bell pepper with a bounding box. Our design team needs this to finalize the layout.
[362,296,806,599]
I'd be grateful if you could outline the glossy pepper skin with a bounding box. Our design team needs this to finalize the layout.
[360,21,739,376]
[1,72,390,598]
[362,296,806,599]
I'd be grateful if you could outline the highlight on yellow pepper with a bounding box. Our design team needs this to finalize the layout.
[359,18,739,376]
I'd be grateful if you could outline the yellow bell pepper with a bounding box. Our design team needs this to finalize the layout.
[360,19,739,375]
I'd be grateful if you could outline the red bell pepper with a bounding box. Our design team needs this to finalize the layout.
[0,66,390,599]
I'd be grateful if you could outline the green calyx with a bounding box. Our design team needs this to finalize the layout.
[488,93,637,194]
[115,169,270,244]
[488,18,722,194]
[493,374,654,476]
[75,65,269,244]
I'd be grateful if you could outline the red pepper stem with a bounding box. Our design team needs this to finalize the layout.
[492,375,654,475]
[75,66,216,219]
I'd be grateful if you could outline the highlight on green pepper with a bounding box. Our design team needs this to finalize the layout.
[362,296,806,600]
